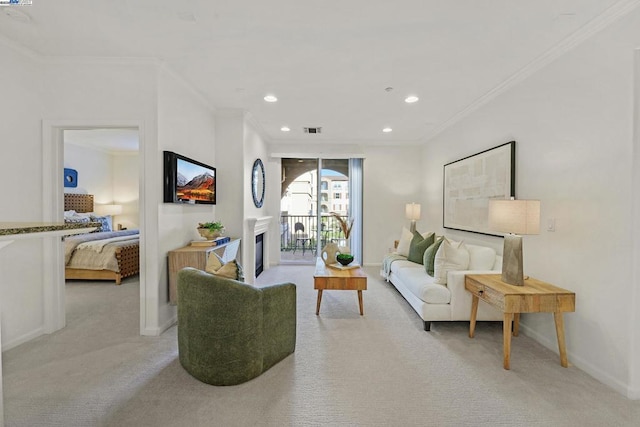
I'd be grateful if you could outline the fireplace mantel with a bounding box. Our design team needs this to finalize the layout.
[248,216,272,236]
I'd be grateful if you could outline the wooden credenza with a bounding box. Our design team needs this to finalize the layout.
[168,238,241,305]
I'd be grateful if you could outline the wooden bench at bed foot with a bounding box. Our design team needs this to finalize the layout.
[65,243,140,285]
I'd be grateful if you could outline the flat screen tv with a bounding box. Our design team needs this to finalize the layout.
[163,151,216,204]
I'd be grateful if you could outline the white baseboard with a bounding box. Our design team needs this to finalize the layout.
[628,385,640,400]
[159,315,177,334]
[2,327,44,351]
[519,323,636,399]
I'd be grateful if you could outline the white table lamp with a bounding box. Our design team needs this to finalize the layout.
[488,198,540,286]
[405,203,421,232]
[95,204,123,216]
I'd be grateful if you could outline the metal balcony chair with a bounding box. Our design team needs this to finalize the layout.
[293,222,314,255]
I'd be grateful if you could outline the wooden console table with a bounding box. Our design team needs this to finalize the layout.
[168,238,240,305]
[465,274,575,370]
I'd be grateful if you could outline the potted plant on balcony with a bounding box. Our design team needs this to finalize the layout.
[197,221,225,240]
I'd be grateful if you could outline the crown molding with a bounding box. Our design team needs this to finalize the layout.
[215,108,245,118]
[0,32,214,113]
[425,0,640,142]
[243,111,272,144]
[42,55,160,66]
[266,137,422,147]
[0,31,41,61]
[158,63,216,113]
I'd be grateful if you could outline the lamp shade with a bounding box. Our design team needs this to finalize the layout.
[95,203,123,216]
[405,203,421,221]
[488,199,540,235]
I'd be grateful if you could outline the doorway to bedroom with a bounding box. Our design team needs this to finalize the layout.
[62,128,141,331]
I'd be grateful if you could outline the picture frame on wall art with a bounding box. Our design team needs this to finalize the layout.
[443,141,515,236]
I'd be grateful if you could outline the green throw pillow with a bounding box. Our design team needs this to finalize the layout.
[407,231,435,264]
[423,237,445,276]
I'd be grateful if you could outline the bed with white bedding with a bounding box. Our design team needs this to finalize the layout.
[63,193,139,285]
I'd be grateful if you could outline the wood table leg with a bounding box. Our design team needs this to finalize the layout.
[503,312,513,370]
[316,289,323,315]
[554,312,569,368]
[513,313,520,337]
[469,295,479,338]
[357,290,364,315]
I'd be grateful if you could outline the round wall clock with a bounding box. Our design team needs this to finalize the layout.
[251,158,265,208]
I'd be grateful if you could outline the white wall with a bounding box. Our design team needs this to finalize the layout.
[422,9,640,398]
[157,67,217,327]
[64,144,140,229]
[64,143,140,229]
[41,59,161,337]
[214,111,245,243]
[361,145,424,265]
[0,40,48,348]
[112,152,139,229]
[63,143,113,201]
[1,39,218,346]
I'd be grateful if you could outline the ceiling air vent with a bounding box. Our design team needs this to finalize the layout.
[303,127,322,134]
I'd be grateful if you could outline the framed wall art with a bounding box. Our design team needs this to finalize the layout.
[443,141,515,236]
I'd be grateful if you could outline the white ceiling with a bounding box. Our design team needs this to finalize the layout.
[0,0,629,145]
[64,129,139,153]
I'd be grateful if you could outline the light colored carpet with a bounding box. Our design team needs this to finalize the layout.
[3,266,640,426]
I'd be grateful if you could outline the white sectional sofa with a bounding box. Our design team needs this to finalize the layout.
[381,242,504,331]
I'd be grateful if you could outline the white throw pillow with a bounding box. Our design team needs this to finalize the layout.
[467,245,497,270]
[396,227,413,257]
[434,238,470,285]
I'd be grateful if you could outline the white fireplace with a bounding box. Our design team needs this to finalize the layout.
[246,216,272,284]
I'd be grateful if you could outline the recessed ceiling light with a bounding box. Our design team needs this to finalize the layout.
[281,126,290,132]
[383,127,393,133]
[405,95,419,103]
[264,95,278,103]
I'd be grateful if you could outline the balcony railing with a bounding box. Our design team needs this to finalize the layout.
[280,214,349,254]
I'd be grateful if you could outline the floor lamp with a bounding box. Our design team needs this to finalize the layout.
[405,203,421,233]
[488,198,540,286]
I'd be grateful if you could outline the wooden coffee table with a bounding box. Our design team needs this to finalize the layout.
[313,262,367,315]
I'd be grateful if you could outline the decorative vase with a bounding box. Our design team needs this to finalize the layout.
[197,228,221,240]
[320,242,340,266]
[337,245,350,255]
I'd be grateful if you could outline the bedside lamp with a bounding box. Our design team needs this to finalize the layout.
[95,203,123,229]
[488,198,540,286]
[405,203,421,232]
[95,203,122,216]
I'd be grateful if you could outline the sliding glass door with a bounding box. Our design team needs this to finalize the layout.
[280,158,362,265]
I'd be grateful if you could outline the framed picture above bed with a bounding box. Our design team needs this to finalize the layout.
[443,141,515,236]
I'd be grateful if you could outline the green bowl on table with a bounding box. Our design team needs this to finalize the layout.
[336,253,354,266]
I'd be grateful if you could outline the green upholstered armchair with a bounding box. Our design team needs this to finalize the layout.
[177,267,297,386]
